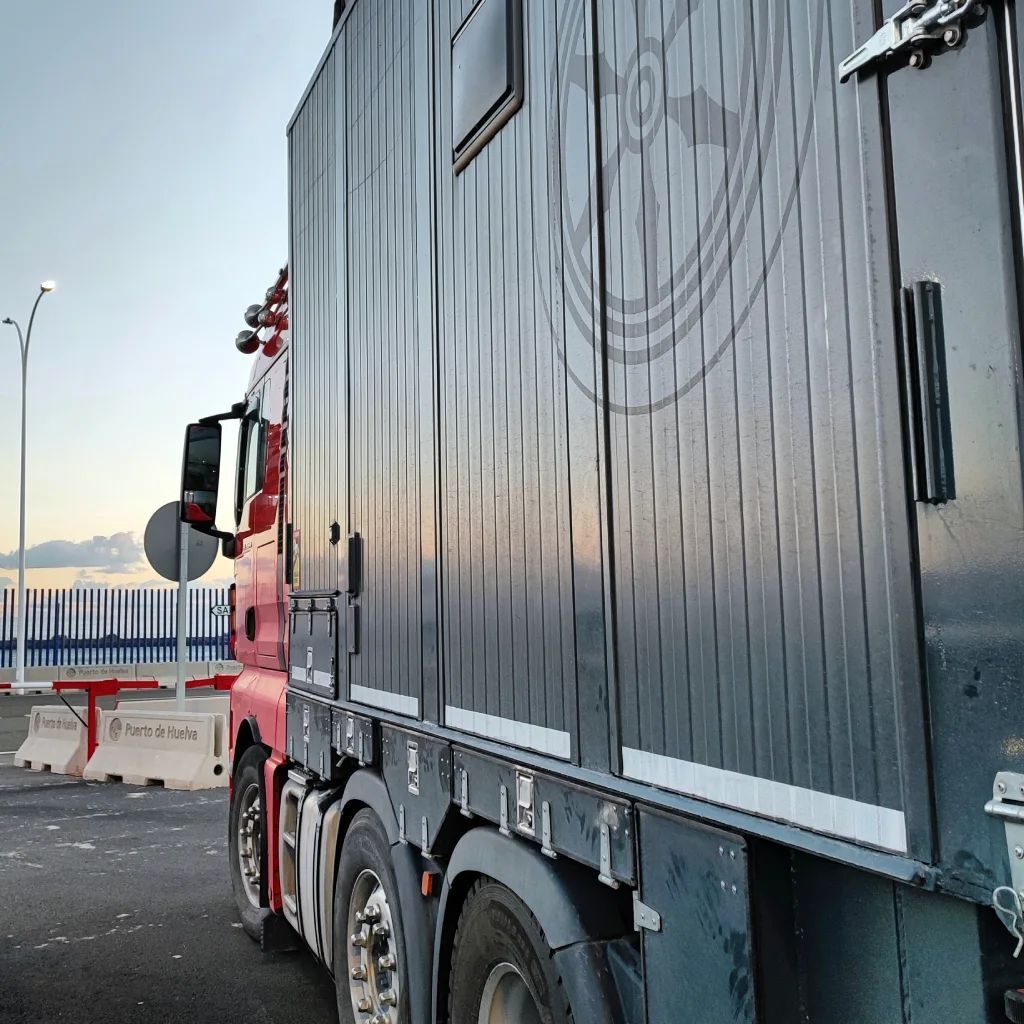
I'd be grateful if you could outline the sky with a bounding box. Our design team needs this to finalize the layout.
[0,1,328,590]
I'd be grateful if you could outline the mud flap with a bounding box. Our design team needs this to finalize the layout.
[637,809,755,1024]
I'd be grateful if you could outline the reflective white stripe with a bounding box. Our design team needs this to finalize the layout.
[350,685,419,717]
[289,667,306,684]
[312,670,332,689]
[445,706,571,760]
[621,747,908,854]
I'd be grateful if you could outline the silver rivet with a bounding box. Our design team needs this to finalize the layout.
[1015,847,1024,860]
[998,781,1007,793]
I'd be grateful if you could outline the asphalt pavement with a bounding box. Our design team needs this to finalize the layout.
[0,697,338,1023]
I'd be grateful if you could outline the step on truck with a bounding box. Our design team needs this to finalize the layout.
[179,1,1024,1021]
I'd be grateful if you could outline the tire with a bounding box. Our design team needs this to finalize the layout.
[334,809,411,1024]
[228,745,271,942]
[448,879,574,1024]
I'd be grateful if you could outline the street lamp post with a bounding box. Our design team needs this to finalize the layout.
[3,280,55,687]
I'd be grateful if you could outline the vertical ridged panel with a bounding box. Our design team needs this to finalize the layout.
[435,0,597,755]
[289,45,340,594]
[344,0,425,713]
[601,0,916,822]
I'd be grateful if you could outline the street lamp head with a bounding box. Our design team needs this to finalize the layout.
[1,318,12,325]
[39,280,56,293]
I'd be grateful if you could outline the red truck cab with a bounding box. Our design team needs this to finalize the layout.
[180,270,291,918]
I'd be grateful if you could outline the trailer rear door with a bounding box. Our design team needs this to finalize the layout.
[597,0,929,858]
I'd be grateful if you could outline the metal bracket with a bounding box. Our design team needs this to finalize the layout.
[499,784,510,837]
[598,822,619,889]
[516,771,536,836]
[839,0,985,83]
[421,816,430,857]
[459,768,472,818]
[633,892,662,933]
[984,772,1024,955]
[398,804,407,845]
[407,741,420,796]
[541,801,556,860]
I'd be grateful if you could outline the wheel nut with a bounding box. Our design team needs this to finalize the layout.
[351,931,368,948]
[351,965,367,981]
[372,922,389,939]
[363,905,381,922]
[356,996,372,1013]
[377,954,395,970]
[380,989,397,1006]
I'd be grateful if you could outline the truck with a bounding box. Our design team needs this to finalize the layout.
[179,1,1024,1021]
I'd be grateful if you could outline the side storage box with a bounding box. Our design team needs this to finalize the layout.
[286,691,340,782]
[289,592,340,700]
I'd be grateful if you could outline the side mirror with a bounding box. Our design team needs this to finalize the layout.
[180,423,222,531]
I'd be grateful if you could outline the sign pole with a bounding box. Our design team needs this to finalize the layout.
[176,520,189,712]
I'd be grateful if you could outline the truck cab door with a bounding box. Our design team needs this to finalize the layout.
[235,378,286,671]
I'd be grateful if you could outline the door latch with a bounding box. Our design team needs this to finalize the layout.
[839,0,985,83]
[985,773,1024,956]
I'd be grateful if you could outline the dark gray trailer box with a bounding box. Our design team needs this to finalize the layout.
[285,0,1024,1019]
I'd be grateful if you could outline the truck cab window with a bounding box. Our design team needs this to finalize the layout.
[235,396,267,524]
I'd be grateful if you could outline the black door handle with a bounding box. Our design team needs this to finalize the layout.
[245,606,256,641]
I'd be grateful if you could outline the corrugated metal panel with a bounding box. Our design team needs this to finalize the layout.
[599,0,920,850]
[435,0,597,758]
[288,43,340,595]
[344,0,426,717]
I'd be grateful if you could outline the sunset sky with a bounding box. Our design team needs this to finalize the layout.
[0,1,328,591]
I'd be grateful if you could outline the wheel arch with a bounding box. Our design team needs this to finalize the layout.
[232,715,265,773]
[432,826,631,1024]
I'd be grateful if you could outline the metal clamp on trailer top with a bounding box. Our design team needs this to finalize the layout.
[839,0,987,81]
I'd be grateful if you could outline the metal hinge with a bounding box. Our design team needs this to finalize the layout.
[633,892,662,933]
[839,1,985,83]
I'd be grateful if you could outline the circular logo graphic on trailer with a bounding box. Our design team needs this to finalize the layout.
[109,717,122,743]
[542,0,825,415]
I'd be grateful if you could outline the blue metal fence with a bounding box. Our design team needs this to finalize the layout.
[0,587,231,667]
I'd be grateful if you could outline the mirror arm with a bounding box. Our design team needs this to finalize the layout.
[198,401,246,426]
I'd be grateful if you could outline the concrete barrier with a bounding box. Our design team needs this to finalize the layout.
[115,695,230,717]
[84,708,228,790]
[14,705,89,776]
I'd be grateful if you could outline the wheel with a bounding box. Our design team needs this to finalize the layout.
[334,809,410,1024]
[448,879,574,1024]
[228,745,271,942]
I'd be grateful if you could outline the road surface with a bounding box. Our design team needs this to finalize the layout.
[0,697,338,1023]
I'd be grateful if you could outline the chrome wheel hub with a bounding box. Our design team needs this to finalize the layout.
[236,782,261,909]
[477,962,543,1024]
[347,869,400,1023]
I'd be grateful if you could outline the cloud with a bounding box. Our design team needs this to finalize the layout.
[0,532,143,572]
